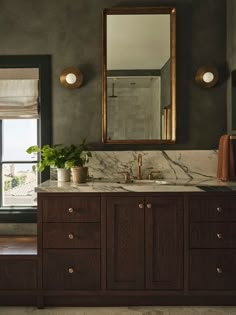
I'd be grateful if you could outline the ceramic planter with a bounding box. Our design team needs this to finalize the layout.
[71,166,88,183]
[57,168,70,182]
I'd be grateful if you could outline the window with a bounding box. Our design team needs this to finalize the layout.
[1,119,38,207]
[0,56,51,222]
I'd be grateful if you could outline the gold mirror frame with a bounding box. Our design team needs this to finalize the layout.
[102,7,176,144]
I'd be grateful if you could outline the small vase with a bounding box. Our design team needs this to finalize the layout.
[71,167,88,183]
[57,168,70,182]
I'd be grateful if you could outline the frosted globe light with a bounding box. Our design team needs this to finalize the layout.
[202,72,214,83]
[65,73,77,84]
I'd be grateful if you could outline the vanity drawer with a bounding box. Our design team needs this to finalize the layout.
[43,223,101,249]
[189,196,236,222]
[190,223,236,248]
[0,260,37,290]
[189,249,236,290]
[43,249,100,290]
[41,196,101,222]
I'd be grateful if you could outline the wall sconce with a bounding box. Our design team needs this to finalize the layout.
[195,65,219,88]
[60,67,83,89]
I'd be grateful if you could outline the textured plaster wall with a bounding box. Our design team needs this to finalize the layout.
[0,0,226,149]
[226,0,236,134]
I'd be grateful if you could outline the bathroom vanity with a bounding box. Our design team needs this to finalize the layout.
[1,180,236,307]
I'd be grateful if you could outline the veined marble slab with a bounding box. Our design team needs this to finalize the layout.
[84,150,218,181]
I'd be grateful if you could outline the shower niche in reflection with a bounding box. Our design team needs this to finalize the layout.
[107,75,171,141]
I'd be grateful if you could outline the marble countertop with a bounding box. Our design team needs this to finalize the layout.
[35,178,236,193]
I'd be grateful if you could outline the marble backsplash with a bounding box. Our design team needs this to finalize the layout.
[51,150,218,181]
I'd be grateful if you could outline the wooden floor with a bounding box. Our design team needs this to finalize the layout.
[0,306,236,315]
[0,236,37,255]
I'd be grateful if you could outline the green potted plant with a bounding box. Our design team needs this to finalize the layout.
[26,144,74,182]
[65,140,92,183]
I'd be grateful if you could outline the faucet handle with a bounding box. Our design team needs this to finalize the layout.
[137,154,142,166]
[148,171,162,180]
[118,171,131,183]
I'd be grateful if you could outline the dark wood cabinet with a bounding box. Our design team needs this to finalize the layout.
[190,222,236,248]
[43,249,101,290]
[41,195,100,223]
[189,195,236,222]
[2,191,236,307]
[40,194,101,293]
[0,259,37,290]
[106,194,184,290]
[43,222,101,249]
[145,196,184,290]
[190,249,236,290]
[106,196,145,290]
[188,194,236,291]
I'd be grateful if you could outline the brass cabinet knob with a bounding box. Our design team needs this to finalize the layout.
[68,233,75,240]
[217,233,223,239]
[68,207,74,213]
[146,203,152,209]
[216,267,223,274]
[216,206,222,213]
[138,203,144,209]
[68,267,74,274]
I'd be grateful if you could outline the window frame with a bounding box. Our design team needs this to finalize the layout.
[0,55,52,223]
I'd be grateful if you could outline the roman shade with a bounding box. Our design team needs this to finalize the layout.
[0,68,39,119]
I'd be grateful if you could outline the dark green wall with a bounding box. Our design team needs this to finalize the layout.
[0,0,226,149]
[227,0,236,134]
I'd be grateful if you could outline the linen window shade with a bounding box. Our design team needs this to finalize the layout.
[0,68,39,119]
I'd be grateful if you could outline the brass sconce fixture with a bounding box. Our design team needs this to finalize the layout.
[195,65,219,88]
[60,67,83,89]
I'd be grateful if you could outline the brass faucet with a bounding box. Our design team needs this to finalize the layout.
[148,171,161,180]
[137,154,142,180]
[118,171,131,183]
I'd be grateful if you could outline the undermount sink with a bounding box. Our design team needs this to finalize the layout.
[116,179,170,185]
[121,184,203,192]
[133,179,169,185]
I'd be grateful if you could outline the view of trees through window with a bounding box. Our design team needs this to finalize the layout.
[1,119,38,207]
[3,163,37,206]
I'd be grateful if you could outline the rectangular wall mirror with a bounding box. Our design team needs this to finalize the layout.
[102,7,176,144]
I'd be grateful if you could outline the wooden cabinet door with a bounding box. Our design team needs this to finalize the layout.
[0,260,37,290]
[145,195,184,290]
[106,196,145,290]
[189,249,236,290]
[43,249,100,290]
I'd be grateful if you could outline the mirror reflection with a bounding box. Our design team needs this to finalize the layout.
[102,7,176,144]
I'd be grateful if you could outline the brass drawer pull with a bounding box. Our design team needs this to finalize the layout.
[138,203,144,209]
[68,233,75,240]
[216,267,223,274]
[68,267,75,274]
[216,206,222,213]
[217,233,223,239]
[146,203,152,209]
[68,207,75,213]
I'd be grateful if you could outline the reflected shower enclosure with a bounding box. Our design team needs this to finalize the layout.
[107,76,171,140]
